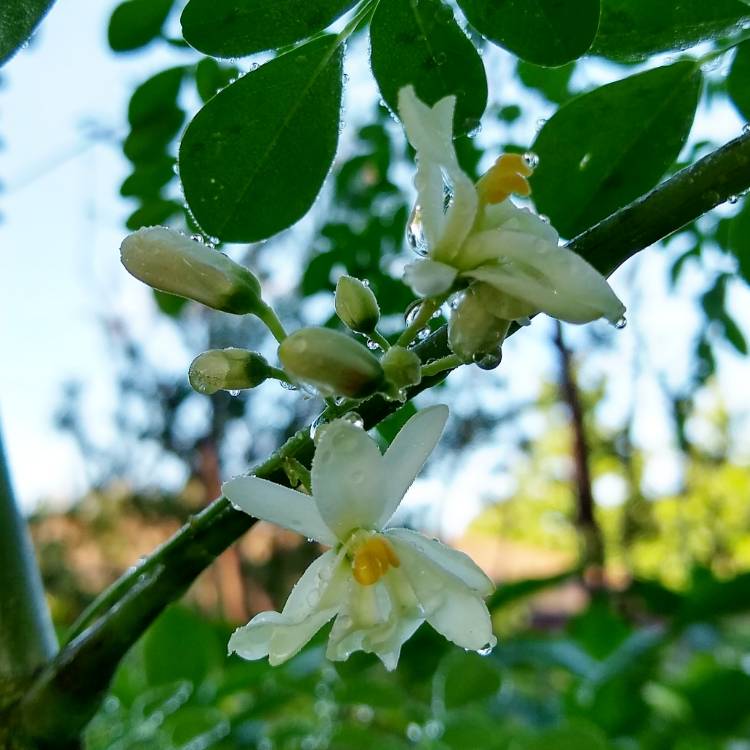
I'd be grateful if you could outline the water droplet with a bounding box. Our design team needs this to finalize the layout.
[743,123,750,135]
[311,413,327,442]
[404,299,424,325]
[435,52,447,65]
[190,233,205,243]
[535,118,547,132]
[228,389,240,397]
[424,719,444,739]
[728,194,740,204]
[538,213,550,224]
[416,327,430,342]
[406,204,429,256]
[473,348,502,370]
[406,723,423,742]
[614,316,627,330]
[366,339,380,350]
[477,643,494,656]
[354,704,374,723]
[280,380,298,391]
[341,411,364,429]
[523,151,539,170]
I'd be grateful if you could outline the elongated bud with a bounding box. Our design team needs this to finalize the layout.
[448,286,510,364]
[382,346,421,390]
[335,276,380,334]
[279,327,384,398]
[189,348,271,394]
[120,227,263,314]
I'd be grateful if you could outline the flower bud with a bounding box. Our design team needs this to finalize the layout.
[278,327,384,398]
[120,227,263,314]
[335,275,380,334]
[381,346,421,390]
[448,286,510,364]
[189,348,271,394]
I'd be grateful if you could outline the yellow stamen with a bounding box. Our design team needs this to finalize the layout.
[352,536,400,586]
[476,153,533,205]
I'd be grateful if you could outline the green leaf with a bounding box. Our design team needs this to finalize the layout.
[143,607,222,686]
[456,0,600,67]
[728,40,750,120]
[516,60,575,104]
[195,58,239,102]
[120,157,175,198]
[593,0,750,61]
[181,0,357,57]
[108,0,174,53]
[154,290,189,316]
[531,62,702,238]
[721,312,748,355]
[370,0,488,135]
[729,199,750,282]
[438,651,502,709]
[683,668,750,734]
[125,198,182,230]
[179,36,344,242]
[0,0,55,67]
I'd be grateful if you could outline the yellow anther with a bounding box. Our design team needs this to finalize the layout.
[476,153,533,205]
[351,536,400,586]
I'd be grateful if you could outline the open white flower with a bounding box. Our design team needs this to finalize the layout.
[224,405,495,670]
[398,86,625,327]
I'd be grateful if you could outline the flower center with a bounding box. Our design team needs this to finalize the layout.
[476,153,533,205]
[351,536,400,586]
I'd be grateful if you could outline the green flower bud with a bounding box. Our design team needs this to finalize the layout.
[448,286,510,365]
[189,348,271,395]
[335,275,380,334]
[120,227,263,314]
[381,346,421,390]
[279,327,384,398]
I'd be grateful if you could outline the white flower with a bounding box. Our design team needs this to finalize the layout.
[398,86,625,326]
[224,405,495,671]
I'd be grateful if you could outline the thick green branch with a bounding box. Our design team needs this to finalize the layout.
[18,129,750,745]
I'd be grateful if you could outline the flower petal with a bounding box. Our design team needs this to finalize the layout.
[228,551,346,665]
[404,259,457,298]
[311,420,386,538]
[463,230,625,324]
[223,476,337,546]
[389,535,495,651]
[397,86,478,262]
[378,405,449,527]
[386,528,493,595]
[326,571,423,671]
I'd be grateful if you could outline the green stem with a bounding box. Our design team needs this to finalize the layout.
[17,129,750,747]
[267,366,294,384]
[368,330,391,351]
[396,297,443,347]
[0,416,57,688]
[421,354,463,377]
[257,303,288,343]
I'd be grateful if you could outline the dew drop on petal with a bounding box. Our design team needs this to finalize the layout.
[406,204,429,256]
[538,213,550,224]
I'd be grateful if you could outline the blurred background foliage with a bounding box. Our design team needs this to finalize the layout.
[6,0,750,746]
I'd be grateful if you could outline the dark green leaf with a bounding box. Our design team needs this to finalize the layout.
[721,312,748,354]
[128,67,185,128]
[125,198,182,230]
[593,0,750,61]
[143,607,222,686]
[179,36,344,242]
[729,199,750,282]
[154,290,189,316]
[370,0,487,135]
[0,0,55,67]
[456,0,600,66]
[121,157,176,198]
[181,0,357,57]
[517,60,575,104]
[195,58,239,102]
[683,668,750,734]
[522,723,611,750]
[439,651,501,708]
[108,0,174,53]
[532,62,702,238]
[488,568,577,610]
[728,41,750,120]
[376,401,418,444]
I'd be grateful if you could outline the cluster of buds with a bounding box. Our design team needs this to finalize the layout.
[119,228,428,402]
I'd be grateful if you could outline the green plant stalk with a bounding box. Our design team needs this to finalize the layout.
[16,129,750,746]
[0,418,57,690]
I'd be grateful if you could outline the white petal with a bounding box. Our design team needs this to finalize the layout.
[377,405,449,527]
[326,571,422,671]
[390,536,495,651]
[229,551,346,665]
[223,476,337,546]
[463,230,625,324]
[386,528,493,595]
[311,420,386,538]
[397,86,478,261]
[478,201,559,246]
[404,259,457,298]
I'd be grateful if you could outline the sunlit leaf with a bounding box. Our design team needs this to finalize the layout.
[593,0,750,61]
[179,35,344,242]
[456,0,600,66]
[370,0,488,134]
[181,0,357,57]
[532,62,702,238]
